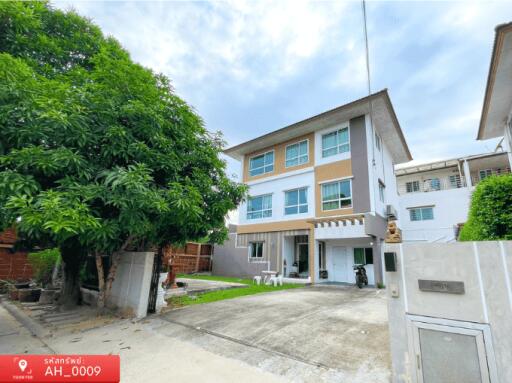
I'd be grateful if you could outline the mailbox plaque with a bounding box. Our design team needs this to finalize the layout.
[418,279,465,294]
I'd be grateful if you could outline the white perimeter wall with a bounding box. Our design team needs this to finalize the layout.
[399,187,471,242]
[109,251,154,318]
[239,170,315,225]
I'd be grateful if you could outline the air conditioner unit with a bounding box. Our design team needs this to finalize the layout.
[386,204,398,220]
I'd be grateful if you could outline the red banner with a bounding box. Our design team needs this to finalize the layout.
[0,355,120,383]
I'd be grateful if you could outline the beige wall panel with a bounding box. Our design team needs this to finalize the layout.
[237,220,313,234]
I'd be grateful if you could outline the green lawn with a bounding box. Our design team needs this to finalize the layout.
[168,274,303,307]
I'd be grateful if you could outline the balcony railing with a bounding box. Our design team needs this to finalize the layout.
[471,168,511,186]
[398,176,466,195]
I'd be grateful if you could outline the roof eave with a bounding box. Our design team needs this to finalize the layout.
[477,21,512,140]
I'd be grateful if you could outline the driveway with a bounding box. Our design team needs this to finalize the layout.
[3,286,390,383]
[160,285,391,382]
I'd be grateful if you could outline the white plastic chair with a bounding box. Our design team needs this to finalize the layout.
[253,276,262,285]
[269,276,279,287]
[276,275,283,286]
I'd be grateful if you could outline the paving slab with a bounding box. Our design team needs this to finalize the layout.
[161,286,391,382]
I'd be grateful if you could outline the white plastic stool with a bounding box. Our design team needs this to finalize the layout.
[253,276,262,285]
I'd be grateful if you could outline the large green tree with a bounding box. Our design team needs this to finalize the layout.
[0,1,245,307]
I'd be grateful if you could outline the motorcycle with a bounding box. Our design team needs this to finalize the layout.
[353,264,368,288]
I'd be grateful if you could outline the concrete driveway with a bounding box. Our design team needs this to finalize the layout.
[160,286,391,382]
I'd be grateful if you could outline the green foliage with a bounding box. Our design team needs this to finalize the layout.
[28,248,60,286]
[459,175,512,241]
[0,2,246,259]
[169,274,302,307]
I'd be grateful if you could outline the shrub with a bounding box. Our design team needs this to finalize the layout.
[28,248,60,287]
[459,174,512,241]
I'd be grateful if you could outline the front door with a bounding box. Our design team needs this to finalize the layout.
[410,319,494,383]
[332,246,349,282]
[297,243,308,275]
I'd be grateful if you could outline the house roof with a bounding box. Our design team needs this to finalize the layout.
[395,151,509,176]
[478,21,512,140]
[224,89,412,164]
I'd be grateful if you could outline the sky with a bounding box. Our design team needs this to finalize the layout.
[55,0,511,181]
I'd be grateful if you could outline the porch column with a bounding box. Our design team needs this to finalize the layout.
[309,226,315,284]
[373,238,384,286]
[463,159,472,188]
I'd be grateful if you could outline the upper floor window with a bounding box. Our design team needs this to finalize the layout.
[424,178,440,191]
[375,132,381,151]
[449,174,462,188]
[284,187,308,215]
[479,169,493,180]
[285,140,308,168]
[249,151,274,177]
[321,127,349,158]
[409,206,434,221]
[378,182,385,202]
[321,179,352,210]
[406,181,420,193]
[247,194,272,219]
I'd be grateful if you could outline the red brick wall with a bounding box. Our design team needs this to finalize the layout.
[0,228,16,244]
[0,228,33,281]
[0,248,32,281]
[163,243,212,274]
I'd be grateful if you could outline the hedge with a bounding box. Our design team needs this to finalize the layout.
[459,174,512,241]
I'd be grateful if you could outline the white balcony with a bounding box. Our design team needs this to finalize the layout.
[398,176,466,195]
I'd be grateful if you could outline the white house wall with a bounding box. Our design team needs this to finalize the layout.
[399,187,471,242]
[239,170,316,225]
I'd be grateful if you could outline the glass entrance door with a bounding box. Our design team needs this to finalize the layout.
[297,243,308,275]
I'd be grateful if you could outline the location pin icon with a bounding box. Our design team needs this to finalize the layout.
[19,359,27,372]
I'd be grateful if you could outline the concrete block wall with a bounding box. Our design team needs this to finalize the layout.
[108,251,154,318]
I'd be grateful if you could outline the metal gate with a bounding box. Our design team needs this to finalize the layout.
[147,251,162,314]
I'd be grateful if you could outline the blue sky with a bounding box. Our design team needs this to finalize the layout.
[55,1,511,180]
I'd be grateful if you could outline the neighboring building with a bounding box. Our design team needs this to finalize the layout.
[224,90,412,285]
[396,151,511,242]
[478,21,512,166]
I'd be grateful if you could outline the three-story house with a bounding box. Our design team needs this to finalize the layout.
[224,90,411,285]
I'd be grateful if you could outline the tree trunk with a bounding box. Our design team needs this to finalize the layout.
[95,254,106,310]
[59,241,85,308]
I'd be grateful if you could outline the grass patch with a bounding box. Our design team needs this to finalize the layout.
[169,274,303,307]
[176,274,249,284]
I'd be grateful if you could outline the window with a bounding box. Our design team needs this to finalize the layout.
[322,127,350,158]
[247,194,272,219]
[406,180,420,193]
[449,174,462,188]
[379,182,385,202]
[424,178,441,191]
[321,179,352,210]
[249,151,274,177]
[354,248,373,265]
[285,140,308,167]
[250,242,263,258]
[375,132,381,151]
[409,207,434,221]
[479,169,493,180]
[284,188,308,215]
